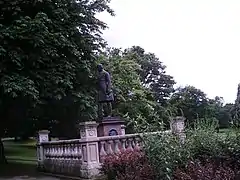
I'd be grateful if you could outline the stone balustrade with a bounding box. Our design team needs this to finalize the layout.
[41,139,82,175]
[98,134,142,162]
[37,117,185,179]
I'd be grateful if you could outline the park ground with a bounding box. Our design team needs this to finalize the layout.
[0,128,235,179]
[0,138,61,180]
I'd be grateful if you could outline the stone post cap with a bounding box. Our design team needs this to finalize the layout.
[171,116,186,122]
[79,121,98,127]
[38,130,50,134]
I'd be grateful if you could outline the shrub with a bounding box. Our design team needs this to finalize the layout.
[173,159,238,180]
[143,118,240,180]
[143,133,191,180]
[100,149,155,180]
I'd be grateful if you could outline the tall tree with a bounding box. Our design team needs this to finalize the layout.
[217,103,233,128]
[0,0,113,163]
[123,46,175,105]
[169,86,214,124]
[231,83,240,126]
[98,48,159,132]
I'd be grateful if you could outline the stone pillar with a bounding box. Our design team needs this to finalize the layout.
[79,121,100,179]
[37,130,50,168]
[170,116,186,143]
[121,125,126,135]
[97,117,125,137]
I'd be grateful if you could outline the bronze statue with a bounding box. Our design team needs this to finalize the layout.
[97,64,114,119]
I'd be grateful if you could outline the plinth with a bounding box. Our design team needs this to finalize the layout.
[97,117,125,137]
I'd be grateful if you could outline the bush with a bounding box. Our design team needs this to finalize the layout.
[143,133,191,180]
[173,159,238,180]
[100,119,240,180]
[143,119,240,180]
[100,149,155,180]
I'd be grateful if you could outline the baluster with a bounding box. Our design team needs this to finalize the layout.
[67,144,72,173]
[49,145,53,158]
[68,143,73,173]
[100,141,107,156]
[63,142,69,172]
[107,140,113,154]
[63,144,67,158]
[47,145,51,158]
[114,139,120,154]
[127,138,134,151]
[52,145,56,171]
[65,144,70,158]
[59,144,64,159]
[69,143,73,159]
[79,144,83,162]
[62,144,67,170]
[121,139,126,152]
[53,145,57,158]
[55,145,60,172]
[68,143,72,157]
[52,145,56,158]
[77,144,82,161]
[57,145,61,158]
[134,137,141,150]
[60,144,64,173]
[132,138,136,149]
[72,144,77,160]
[45,145,49,158]
[43,145,47,158]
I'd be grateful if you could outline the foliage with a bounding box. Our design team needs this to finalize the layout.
[143,133,191,180]
[0,0,113,162]
[143,119,240,180]
[231,83,240,127]
[98,47,172,133]
[174,159,237,180]
[100,149,154,180]
[169,86,226,126]
[123,46,176,105]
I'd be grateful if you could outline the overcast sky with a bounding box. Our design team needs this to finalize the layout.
[97,0,240,103]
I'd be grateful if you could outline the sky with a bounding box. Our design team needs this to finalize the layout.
[97,0,240,103]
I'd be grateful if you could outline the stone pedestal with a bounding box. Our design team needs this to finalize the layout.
[97,117,125,137]
[37,130,50,168]
[79,121,100,179]
[170,116,186,143]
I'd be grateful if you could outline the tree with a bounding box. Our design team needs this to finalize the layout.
[231,83,240,127]
[123,46,175,105]
[0,0,113,164]
[217,103,233,128]
[98,48,160,132]
[169,86,214,124]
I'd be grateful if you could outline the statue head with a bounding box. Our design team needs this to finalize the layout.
[97,64,104,72]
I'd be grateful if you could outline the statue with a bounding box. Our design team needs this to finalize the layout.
[97,64,114,119]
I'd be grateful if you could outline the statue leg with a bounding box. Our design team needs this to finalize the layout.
[98,103,104,119]
[106,102,112,117]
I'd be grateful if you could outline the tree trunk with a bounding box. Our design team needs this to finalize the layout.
[0,138,7,164]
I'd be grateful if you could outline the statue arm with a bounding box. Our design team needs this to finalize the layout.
[105,72,112,92]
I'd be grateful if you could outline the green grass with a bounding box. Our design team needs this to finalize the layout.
[218,128,240,138]
[0,139,38,177]
[3,139,37,163]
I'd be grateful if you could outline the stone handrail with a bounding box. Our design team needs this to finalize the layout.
[39,130,172,166]
[37,117,185,179]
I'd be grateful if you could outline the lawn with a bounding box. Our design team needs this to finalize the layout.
[218,128,240,138]
[3,138,37,164]
[0,139,38,178]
